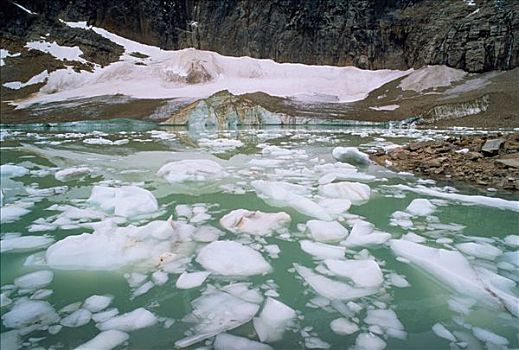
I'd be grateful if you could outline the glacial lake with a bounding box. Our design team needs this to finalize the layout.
[1,120,518,350]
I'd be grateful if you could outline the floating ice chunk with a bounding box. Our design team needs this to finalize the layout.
[151,271,168,286]
[401,232,425,243]
[330,317,359,335]
[175,204,193,219]
[406,199,435,216]
[14,270,53,290]
[75,330,129,350]
[48,324,62,334]
[1,292,13,307]
[319,182,371,204]
[318,198,352,217]
[393,184,519,212]
[175,291,259,348]
[220,209,291,236]
[264,244,280,258]
[388,273,410,288]
[83,295,113,313]
[3,299,59,329]
[0,164,28,178]
[432,323,456,342]
[220,282,264,304]
[504,235,519,247]
[198,138,243,152]
[294,264,377,301]
[306,220,349,242]
[61,308,91,327]
[1,206,30,223]
[304,337,330,349]
[87,185,158,217]
[390,239,500,307]
[252,180,332,221]
[92,308,119,323]
[300,240,345,260]
[472,327,508,346]
[97,308,157,332]
[455,242,502,260]
[354,333,386,350]
[54,167,92,181]
[332,147,370,166]
[324,259,383,288]
[341,221,391,247]
[192,226,222,242]
[390,211,414,229]
[253,297,296,343]
[0,331,20,350]
[364,309,406,339]
[30,288,53,300]
[157,159,226,183]
[114,186,158,217]
[196,241,271,276]
[132,281,154,298]
[214,333,272,350]
[1,235,54,253]
[176,271,211,289]
[475,267,519,317]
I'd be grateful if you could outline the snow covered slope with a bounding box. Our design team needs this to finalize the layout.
[13,21,411,109]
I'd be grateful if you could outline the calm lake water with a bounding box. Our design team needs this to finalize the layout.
[1,120,518,350]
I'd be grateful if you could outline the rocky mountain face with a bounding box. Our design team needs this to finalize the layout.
[2,0,518,73]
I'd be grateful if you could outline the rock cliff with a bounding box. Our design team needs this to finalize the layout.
[2,0,518,72]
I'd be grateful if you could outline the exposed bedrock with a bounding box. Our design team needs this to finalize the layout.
[2,0,518,73]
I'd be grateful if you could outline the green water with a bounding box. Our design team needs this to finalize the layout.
[1,121,518,350]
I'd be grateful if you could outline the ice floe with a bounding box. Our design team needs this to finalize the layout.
[75,330,129,350]
[253,297,296,342]
[323,259,383,288]
[87,185,158,217]
[14,270,54,290]
[1,235,54,253]
[220,209,291,236]
[157,159,227,183]
[364,309,406,340]
[354,333,386,350]
[432,323,456,342]
[83,295,113,313]
[319,182,371,204]
[97,308,157,331]
[294,264,377,300]
[341,221,391,247]
[393,185,519,212]
[2,299,59,331]
[196,241,272,276]
[214,333,272,350]
[54,167,92,181]
[175,271,211,289]
[332,147,371,166]
[175,289,260,348]
[300,240,346,260]
[405,199,436,216]
[306,220,349,242]
[252,180,332,221]
[330,317,359,335]
[61,308,91,327]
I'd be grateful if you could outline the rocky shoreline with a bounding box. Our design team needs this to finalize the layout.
[371,133,519,192]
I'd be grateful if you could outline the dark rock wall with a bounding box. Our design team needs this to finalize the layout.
[3,0,518,72]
